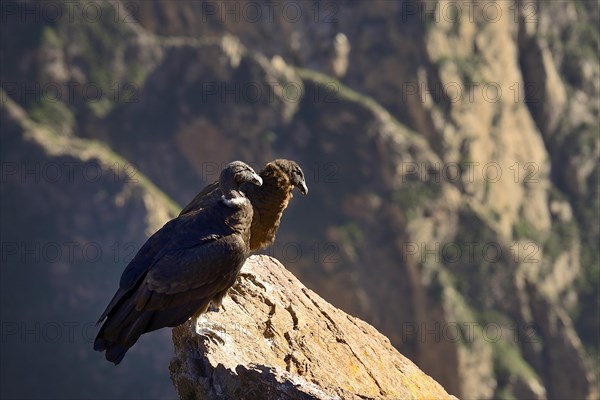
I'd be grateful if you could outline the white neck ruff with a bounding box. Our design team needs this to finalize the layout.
[221,195,247,207]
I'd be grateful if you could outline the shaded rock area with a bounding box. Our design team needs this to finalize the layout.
[170,255,457,400]
[0,91,179,398]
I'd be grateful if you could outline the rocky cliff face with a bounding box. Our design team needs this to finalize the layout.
[1,1,597,399]
[0,92,179,398]
[170,255,457,400]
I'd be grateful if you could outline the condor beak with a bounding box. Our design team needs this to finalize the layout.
[297,180,308,195]
[251,172,263,187]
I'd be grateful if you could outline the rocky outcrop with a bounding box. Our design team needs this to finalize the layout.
[170,255,456,400]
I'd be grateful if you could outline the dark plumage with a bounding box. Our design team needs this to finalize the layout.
[180,159,308,251]
[94,161,262,365]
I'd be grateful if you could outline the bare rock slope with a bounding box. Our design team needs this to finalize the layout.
[170,255,456,400]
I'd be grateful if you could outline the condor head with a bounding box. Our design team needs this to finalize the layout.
[272,159,308,195]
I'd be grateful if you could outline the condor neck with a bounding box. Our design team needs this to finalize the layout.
[221,190,247,207]
[258,170,292,204]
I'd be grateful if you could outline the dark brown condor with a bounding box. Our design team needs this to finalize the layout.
[180,159,308,252]
[94,161,262,365]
